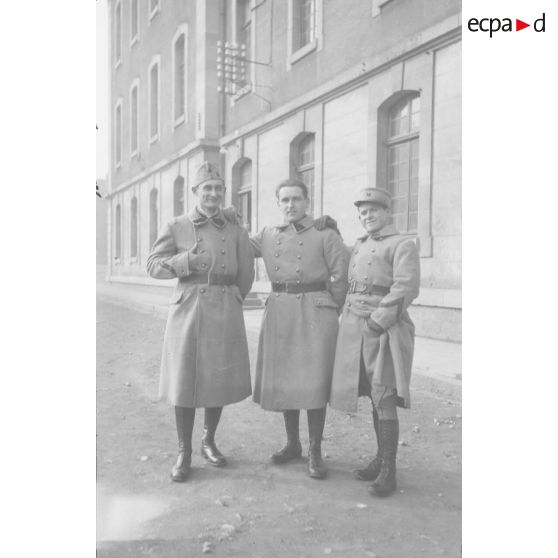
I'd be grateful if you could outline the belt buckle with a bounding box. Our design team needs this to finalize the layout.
[284,281,296,294]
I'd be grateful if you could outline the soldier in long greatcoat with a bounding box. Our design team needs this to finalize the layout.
[251,178,349,479]
[147,162,254,482]
[329,187,420,497]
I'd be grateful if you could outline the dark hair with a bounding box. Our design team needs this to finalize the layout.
[275,178,309,200]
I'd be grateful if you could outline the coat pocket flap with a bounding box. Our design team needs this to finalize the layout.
[311,294,338,309]
[169,290,184,304]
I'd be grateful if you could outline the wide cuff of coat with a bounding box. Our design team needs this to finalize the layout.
[166,251,191,278]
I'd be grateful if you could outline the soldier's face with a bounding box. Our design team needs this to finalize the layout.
[277,186,309,223]
[195,180,225,213]
[358,203,391,233]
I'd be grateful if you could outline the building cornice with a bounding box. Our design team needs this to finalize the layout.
[106,138,220,197]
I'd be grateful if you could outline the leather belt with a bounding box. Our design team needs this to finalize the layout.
[180,273,237,286]
[348,281,390,296]
[271,281,327,294]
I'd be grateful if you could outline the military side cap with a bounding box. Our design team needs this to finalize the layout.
[354,188,391,208]
[193,161,223,189]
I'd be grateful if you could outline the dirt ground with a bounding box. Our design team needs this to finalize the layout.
[96,300,461,558]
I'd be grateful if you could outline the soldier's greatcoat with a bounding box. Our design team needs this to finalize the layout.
[330,223,420,411]
[251,215,349,411]
[147,208,254,408]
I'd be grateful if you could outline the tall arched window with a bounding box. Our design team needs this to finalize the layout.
[386,95,420,233]
[238,160,252,232]
[173,176,185,217]
[294,133,315,199]
[173,32,186,122]
[149,189,158,247]
[130,197,138,258]
[115,204,122,260]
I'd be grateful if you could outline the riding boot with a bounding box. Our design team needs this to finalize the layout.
[271,410,302,464]
[356,407,382,481]
[370,419,399,497]
[307,407,327,479]
[201,406,227,467]
[171,406,195,482]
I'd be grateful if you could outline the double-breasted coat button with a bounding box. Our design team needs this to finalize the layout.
[364,276,368,280]
[296,280,301,284]
[201,263,207,268]
[200,288,206,294]
[220,264,226,269]
[274,253,279,257]
[367,261,371,265]
[221,237,226,241]
[197,237,202,242]
[352,264,356,268]
[370,248,376,253]
[297,255,302,259]
[221,288,225,293]
[275,293,280,297]
[296,268,301,273]
[221,250,226,254]
[275,266,279,271]
[298,241,303,246]
[296,294,301,299]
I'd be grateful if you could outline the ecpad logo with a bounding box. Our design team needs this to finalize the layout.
[468,13,546,38]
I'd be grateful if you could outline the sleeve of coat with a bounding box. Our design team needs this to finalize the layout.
[323,229,350,309]
[369,238,420,331]
[146,222,192,280]
[248,228,264,258]
[236,226,255,299]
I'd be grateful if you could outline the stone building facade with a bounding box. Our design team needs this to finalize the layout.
[105,0,462,341]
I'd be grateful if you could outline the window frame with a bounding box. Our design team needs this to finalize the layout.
[114,99,123,169]
[173,176,185,217]
[148,55,161,144]
[229,0,255,102]
[130,196,139,261]
[172,25,188,127]
[149,188,159,248]
[130,0,139,47]
[286,0,323,69]
[114,0,122,68]
[290,132,316,207]
[114,203,122,263]
[129,78,140,158]
[149,0,160,23]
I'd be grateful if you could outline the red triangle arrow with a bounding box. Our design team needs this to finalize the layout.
[516,19,530,31]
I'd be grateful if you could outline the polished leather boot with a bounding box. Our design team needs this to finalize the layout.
[171,406,195,482]
[370,419,399,497]
[271,410,302,464]
[201,407,227,467]
[307,408,327,479]
[356,407,382,481]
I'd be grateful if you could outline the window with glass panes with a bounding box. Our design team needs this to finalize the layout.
[131,0,138,42]
[173,176,185,217]
[296,134,315,200]
[131,85,138,154]
[295,0,315,50]
[238,160,252,232]
[150,63,159,139]
[386,95,420,233]
[149,189,158,247]
[115,2,122,63]
[115,204,122,259]
[174,34,185,120]
[115,103,122,166]
[130,197,138,258]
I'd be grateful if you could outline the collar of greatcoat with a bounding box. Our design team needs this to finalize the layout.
[357,222,399,242]
[275,214,314,233]
[188,206,226,229]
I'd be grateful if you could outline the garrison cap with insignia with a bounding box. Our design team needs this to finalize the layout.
[193,161,224,190]
[354,188,391,208]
